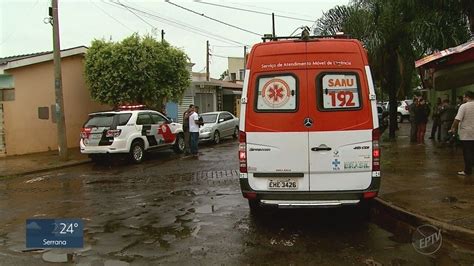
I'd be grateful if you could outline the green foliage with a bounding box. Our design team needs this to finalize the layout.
[315,0,471,139]
[84,34,191,108]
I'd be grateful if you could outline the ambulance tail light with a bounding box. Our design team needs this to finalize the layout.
[243,192,257,200]
[239,131,247,173]
[106,129,122,138]
[363,191,378,199]
[372,129,380,171]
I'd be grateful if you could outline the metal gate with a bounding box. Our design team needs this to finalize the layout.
[0,103,5,155]
[194,93,214,113]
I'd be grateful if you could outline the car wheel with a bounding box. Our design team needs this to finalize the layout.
[130,140,145,164]
[397,113,403,123]
[232,127,238,139]
[213,130,220,144]
[173,133,185,153]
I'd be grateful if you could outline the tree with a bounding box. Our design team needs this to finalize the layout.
[315,0,470,139]
[84,34,191,109]
[219,70,229,80]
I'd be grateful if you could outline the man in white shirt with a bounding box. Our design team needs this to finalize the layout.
[450,91,474,176]
[189,106,203,156]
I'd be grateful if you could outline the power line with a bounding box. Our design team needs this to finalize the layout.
[196,1,315,23]
[232,2,316,20]
[166,1,262,36]
[114,0,156,29]
[107,1,247,46]
[93,0,134,32]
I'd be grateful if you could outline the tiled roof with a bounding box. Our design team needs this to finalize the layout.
[0,46,88,66]
[0,51,50,65]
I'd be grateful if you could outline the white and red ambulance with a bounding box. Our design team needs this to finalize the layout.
[239,35,380,211]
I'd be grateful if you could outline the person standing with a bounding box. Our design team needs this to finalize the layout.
[449,91,474,176]
[409,97,419,143]
[439,99,456,143]
[415,98,430,144]
[456,95,464,111]
[429,97,442,141]
[189,105,203,156]
[182,104,194,155]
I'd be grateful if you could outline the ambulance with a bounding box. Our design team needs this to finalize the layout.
[238,34,380,211]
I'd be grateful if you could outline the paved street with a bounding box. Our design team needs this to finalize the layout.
[0,140,473,265]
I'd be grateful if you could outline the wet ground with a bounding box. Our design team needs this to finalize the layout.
[0,140,473,265]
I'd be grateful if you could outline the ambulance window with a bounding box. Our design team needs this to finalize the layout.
[317,73,361,111]
[256,75,297,112]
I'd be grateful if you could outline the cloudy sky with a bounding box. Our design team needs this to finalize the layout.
[1,0,349,78]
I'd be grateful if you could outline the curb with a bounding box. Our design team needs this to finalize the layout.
[374,197,474,245]
[0,159,91,179]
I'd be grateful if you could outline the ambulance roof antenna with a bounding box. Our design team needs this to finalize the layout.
[301,26,311,40]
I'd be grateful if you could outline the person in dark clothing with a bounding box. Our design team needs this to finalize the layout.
[429,97,442,141]
[415,98,430,144]
[409,97,419,143]
[439,99,456,143]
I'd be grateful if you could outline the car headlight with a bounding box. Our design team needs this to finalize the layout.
[201,127,211,133]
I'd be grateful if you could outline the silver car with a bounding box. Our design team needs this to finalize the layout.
[199,111,239,144]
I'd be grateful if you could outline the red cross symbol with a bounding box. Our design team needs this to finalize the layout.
[268,84,284,102]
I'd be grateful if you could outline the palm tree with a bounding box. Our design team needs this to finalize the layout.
[315,0,471,139]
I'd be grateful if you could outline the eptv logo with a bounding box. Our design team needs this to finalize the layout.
[412,224,442,255]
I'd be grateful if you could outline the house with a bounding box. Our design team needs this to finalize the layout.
[0,46,108,156]
[226,57,246,83]
[167,65,243,123]
[416,39,474,103]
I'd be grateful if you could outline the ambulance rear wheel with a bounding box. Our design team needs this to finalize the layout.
[130,140,145,164]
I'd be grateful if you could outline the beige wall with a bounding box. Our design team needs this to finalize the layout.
[228,57,245,81]
[2,55,109,155]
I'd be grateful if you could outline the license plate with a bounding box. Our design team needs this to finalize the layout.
[90,133,102,140]
[268,179,298,189]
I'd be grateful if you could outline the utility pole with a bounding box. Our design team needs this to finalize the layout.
[206,40,210,81]
[272,13,276,40]
[51,0,68,160]
[161,30,165,42]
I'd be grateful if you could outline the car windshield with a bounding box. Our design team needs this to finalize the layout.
[84,114,115,127]
[201,114,218,123]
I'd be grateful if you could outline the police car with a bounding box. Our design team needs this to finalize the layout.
[80,105,185,163]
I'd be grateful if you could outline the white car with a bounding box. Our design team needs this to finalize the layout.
[199,111,239,144]
[80,106,185,163]
[384,100,413,123]
[397,100,413,122]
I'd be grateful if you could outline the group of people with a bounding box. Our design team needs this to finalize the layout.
[408,97,431,144]
[182,104,204,157]
[409,96,458,145]
[428,97,460,143]
[408,92,474,176]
